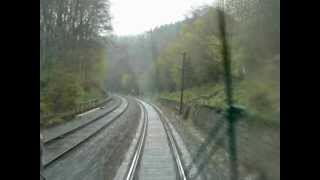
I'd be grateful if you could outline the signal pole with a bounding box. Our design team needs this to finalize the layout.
[179,52,186,114]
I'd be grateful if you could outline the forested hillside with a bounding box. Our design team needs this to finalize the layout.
[40,0,279,126]
[107,0,280,125]
[158,0,280,125]
[39,1,280,179]
[40,0,112,124]
[106,22,183,95]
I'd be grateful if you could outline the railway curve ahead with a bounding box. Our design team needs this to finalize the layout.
[41,96,201,180]
[115,98,202,180]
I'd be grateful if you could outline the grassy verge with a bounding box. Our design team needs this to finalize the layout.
[160,81,279,127]
[40,89,108,129]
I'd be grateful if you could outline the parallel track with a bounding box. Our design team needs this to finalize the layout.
[43,96,129,169]
[44,96,122,145]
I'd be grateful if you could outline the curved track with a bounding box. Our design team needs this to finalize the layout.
[43,96,129,169]
[44,96,122,144]
[125,99,148,180]
[151,103,187,180]
[117,98,188,180]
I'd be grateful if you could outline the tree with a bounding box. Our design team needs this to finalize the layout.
[40,0,112,116]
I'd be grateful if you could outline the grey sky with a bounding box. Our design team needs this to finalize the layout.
[109,0,217,36]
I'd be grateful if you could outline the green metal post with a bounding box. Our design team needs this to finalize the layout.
[218,6,239,180]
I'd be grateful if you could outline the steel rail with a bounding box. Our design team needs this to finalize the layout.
[43,96,129,169]
[44,96,122,145]
[124,99,148,180]
[150,103,187,180]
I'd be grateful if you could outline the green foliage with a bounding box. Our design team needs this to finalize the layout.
[160,79,279,126]
[40,0,111,127]
[106,22,183,94]
[156,2,279,127]
[155,7,227,91]
[160,83,226,108]
[105,1,279,127]
[41,68,84,113]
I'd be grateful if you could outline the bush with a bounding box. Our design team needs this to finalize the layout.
[41,68,84,114]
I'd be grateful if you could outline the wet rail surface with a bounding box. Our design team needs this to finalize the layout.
[43,96,129,168]
[115,98,199,180]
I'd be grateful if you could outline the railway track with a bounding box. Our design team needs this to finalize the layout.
[43,96,129,169]
[115,99,187,180]
[151,103,187,180]
[44,95,122,145]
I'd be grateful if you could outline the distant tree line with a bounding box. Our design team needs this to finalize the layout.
[106,22,182,95]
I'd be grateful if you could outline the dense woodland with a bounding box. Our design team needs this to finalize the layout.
[40,0,112,122]
[40,1,279,179]
[107,0,280,125]
[40,0,279,126]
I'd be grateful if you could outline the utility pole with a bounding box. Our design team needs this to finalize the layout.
[179,52,186,114]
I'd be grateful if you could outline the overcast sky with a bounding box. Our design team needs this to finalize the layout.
[109,0,217,36]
